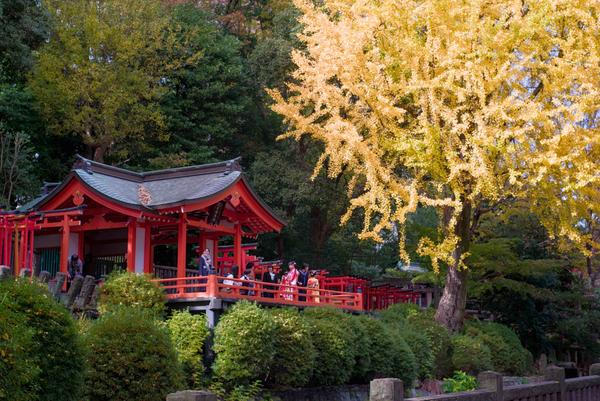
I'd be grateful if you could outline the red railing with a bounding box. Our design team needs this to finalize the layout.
[152,275,364,312]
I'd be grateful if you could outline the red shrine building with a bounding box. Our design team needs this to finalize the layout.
[3,156,284,281]
[1,156,428,315]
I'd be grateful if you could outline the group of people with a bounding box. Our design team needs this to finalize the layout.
[198,251,321,303]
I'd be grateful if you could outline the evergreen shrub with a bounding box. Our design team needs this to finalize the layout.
[361,317,417,386]
[0,295,39,401]
[0,278,85,401]
[451,335,493,374]
[379,302,421,323]
[465,321,532,375]
[213,301,277,387]
[267,308,316,388]
[99,271,166,316]
[84,307,183,401]
[408,310,453,378]
[303,310,355,386]
[399,324,434,380]
[387,327,418,387]
[168,310,210,389]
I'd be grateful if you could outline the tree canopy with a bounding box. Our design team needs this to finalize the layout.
[271,0,600,330]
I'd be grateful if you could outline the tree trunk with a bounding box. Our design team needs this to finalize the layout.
[435,199,472,332]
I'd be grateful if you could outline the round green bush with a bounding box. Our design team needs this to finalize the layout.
[267,308,316,388]
[0,296,39,401]
[350,315,374,382]
[450,335,493,374]
[360,317,417,386]
[399,324,434,381]
[464,321,532,375]
[387,326,418,387]
[84,308,184,401]
[213,301,277,387]
[168,310,210,389]
[0,278,85,401]
[304,314,355,386]
[406,310,453,378]
[99,271,166,316]
[379,302,421,324]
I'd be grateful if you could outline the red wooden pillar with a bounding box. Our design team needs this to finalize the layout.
[143,224,152,274]
[177,213,187,284]
[127,219,136,272]
[234,223,242,276]
[60,216,70,286]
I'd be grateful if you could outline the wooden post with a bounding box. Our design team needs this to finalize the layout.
[60,216,70,285]
[14,226,20,275]
[144,224,152,274]
[127,219,136,272]
[177,213,187,293]
[234,223,242,276]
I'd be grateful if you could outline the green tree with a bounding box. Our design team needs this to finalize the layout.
[152,3,251,168]
[28,0,202,163]
[0,0,51,81]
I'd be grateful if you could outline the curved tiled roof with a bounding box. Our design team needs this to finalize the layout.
[31,156,284,229]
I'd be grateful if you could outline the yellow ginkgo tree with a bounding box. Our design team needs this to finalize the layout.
[270,0,600,330]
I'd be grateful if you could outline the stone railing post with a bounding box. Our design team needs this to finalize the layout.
[545,366,566,401]
[64,275,83,308]
[370,378,403,401]
[0,266,11,279]
[51,272,67,299]
[477,371,503,401]
[590,363,600,376]
[166,390,217,401]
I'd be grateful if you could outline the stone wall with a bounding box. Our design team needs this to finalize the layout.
[269,384,369,401]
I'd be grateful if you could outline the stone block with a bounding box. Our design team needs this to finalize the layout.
[370,378,403,401]
[52,272,67,299]
[166,390,217,401]
[65,275,83,308]
[0,266,11,279]
[590,363,600,376]
[74,275,96,310]
[38,271,51,283]
[477,371,503,401]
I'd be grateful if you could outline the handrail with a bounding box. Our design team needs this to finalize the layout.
[152,275,363,311]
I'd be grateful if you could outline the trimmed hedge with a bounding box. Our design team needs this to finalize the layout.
[213,301,277,387]
[303,310,355,386]
[267,308,316,388]
[0,296,39,401]
[99,271,166,316]
[464,321,532,375]
[407,310,453,378]
[0,278,85,401]
[451,335,493,374]
[360,317,417,386]
[84,308,184,401]
[399,325,434,380]
[168,310,210,389]
[379,302,421,324]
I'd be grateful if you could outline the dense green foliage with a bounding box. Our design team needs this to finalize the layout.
[0,293,38,401]
[213,301,278,387]
[84,308,183,401]
[464,321,532,375]
[303,312,355,386]
[407,311,454,378]
[0,278,85,401]
[399,326,434,380]
[450,335,493,375]
[167,310,210,389]
[267,308,316,388]
[99,271,166,316]
[442,371,478,393]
